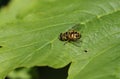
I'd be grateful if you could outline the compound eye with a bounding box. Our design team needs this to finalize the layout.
[59,33,63,40]
[60,33,62,36]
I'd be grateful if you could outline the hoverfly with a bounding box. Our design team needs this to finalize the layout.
[59,24,83,46]
[59,30,81,42]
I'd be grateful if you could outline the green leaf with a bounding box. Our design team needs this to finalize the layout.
[0,0,120,79]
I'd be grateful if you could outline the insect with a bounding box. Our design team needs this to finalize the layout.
[59,24,82,44]
[59,30,81,42]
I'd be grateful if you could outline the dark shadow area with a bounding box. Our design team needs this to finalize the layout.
[0,0,11,9]
[30,63,71,79]
[5,77,9,79]
[5,63,71,79]
[84,50,88,53]
[0,46,3,48]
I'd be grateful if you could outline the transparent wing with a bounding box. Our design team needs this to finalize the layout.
[70,39,82,47]
[68,23,85,32]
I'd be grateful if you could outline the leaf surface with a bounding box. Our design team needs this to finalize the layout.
[0,0,120,79]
